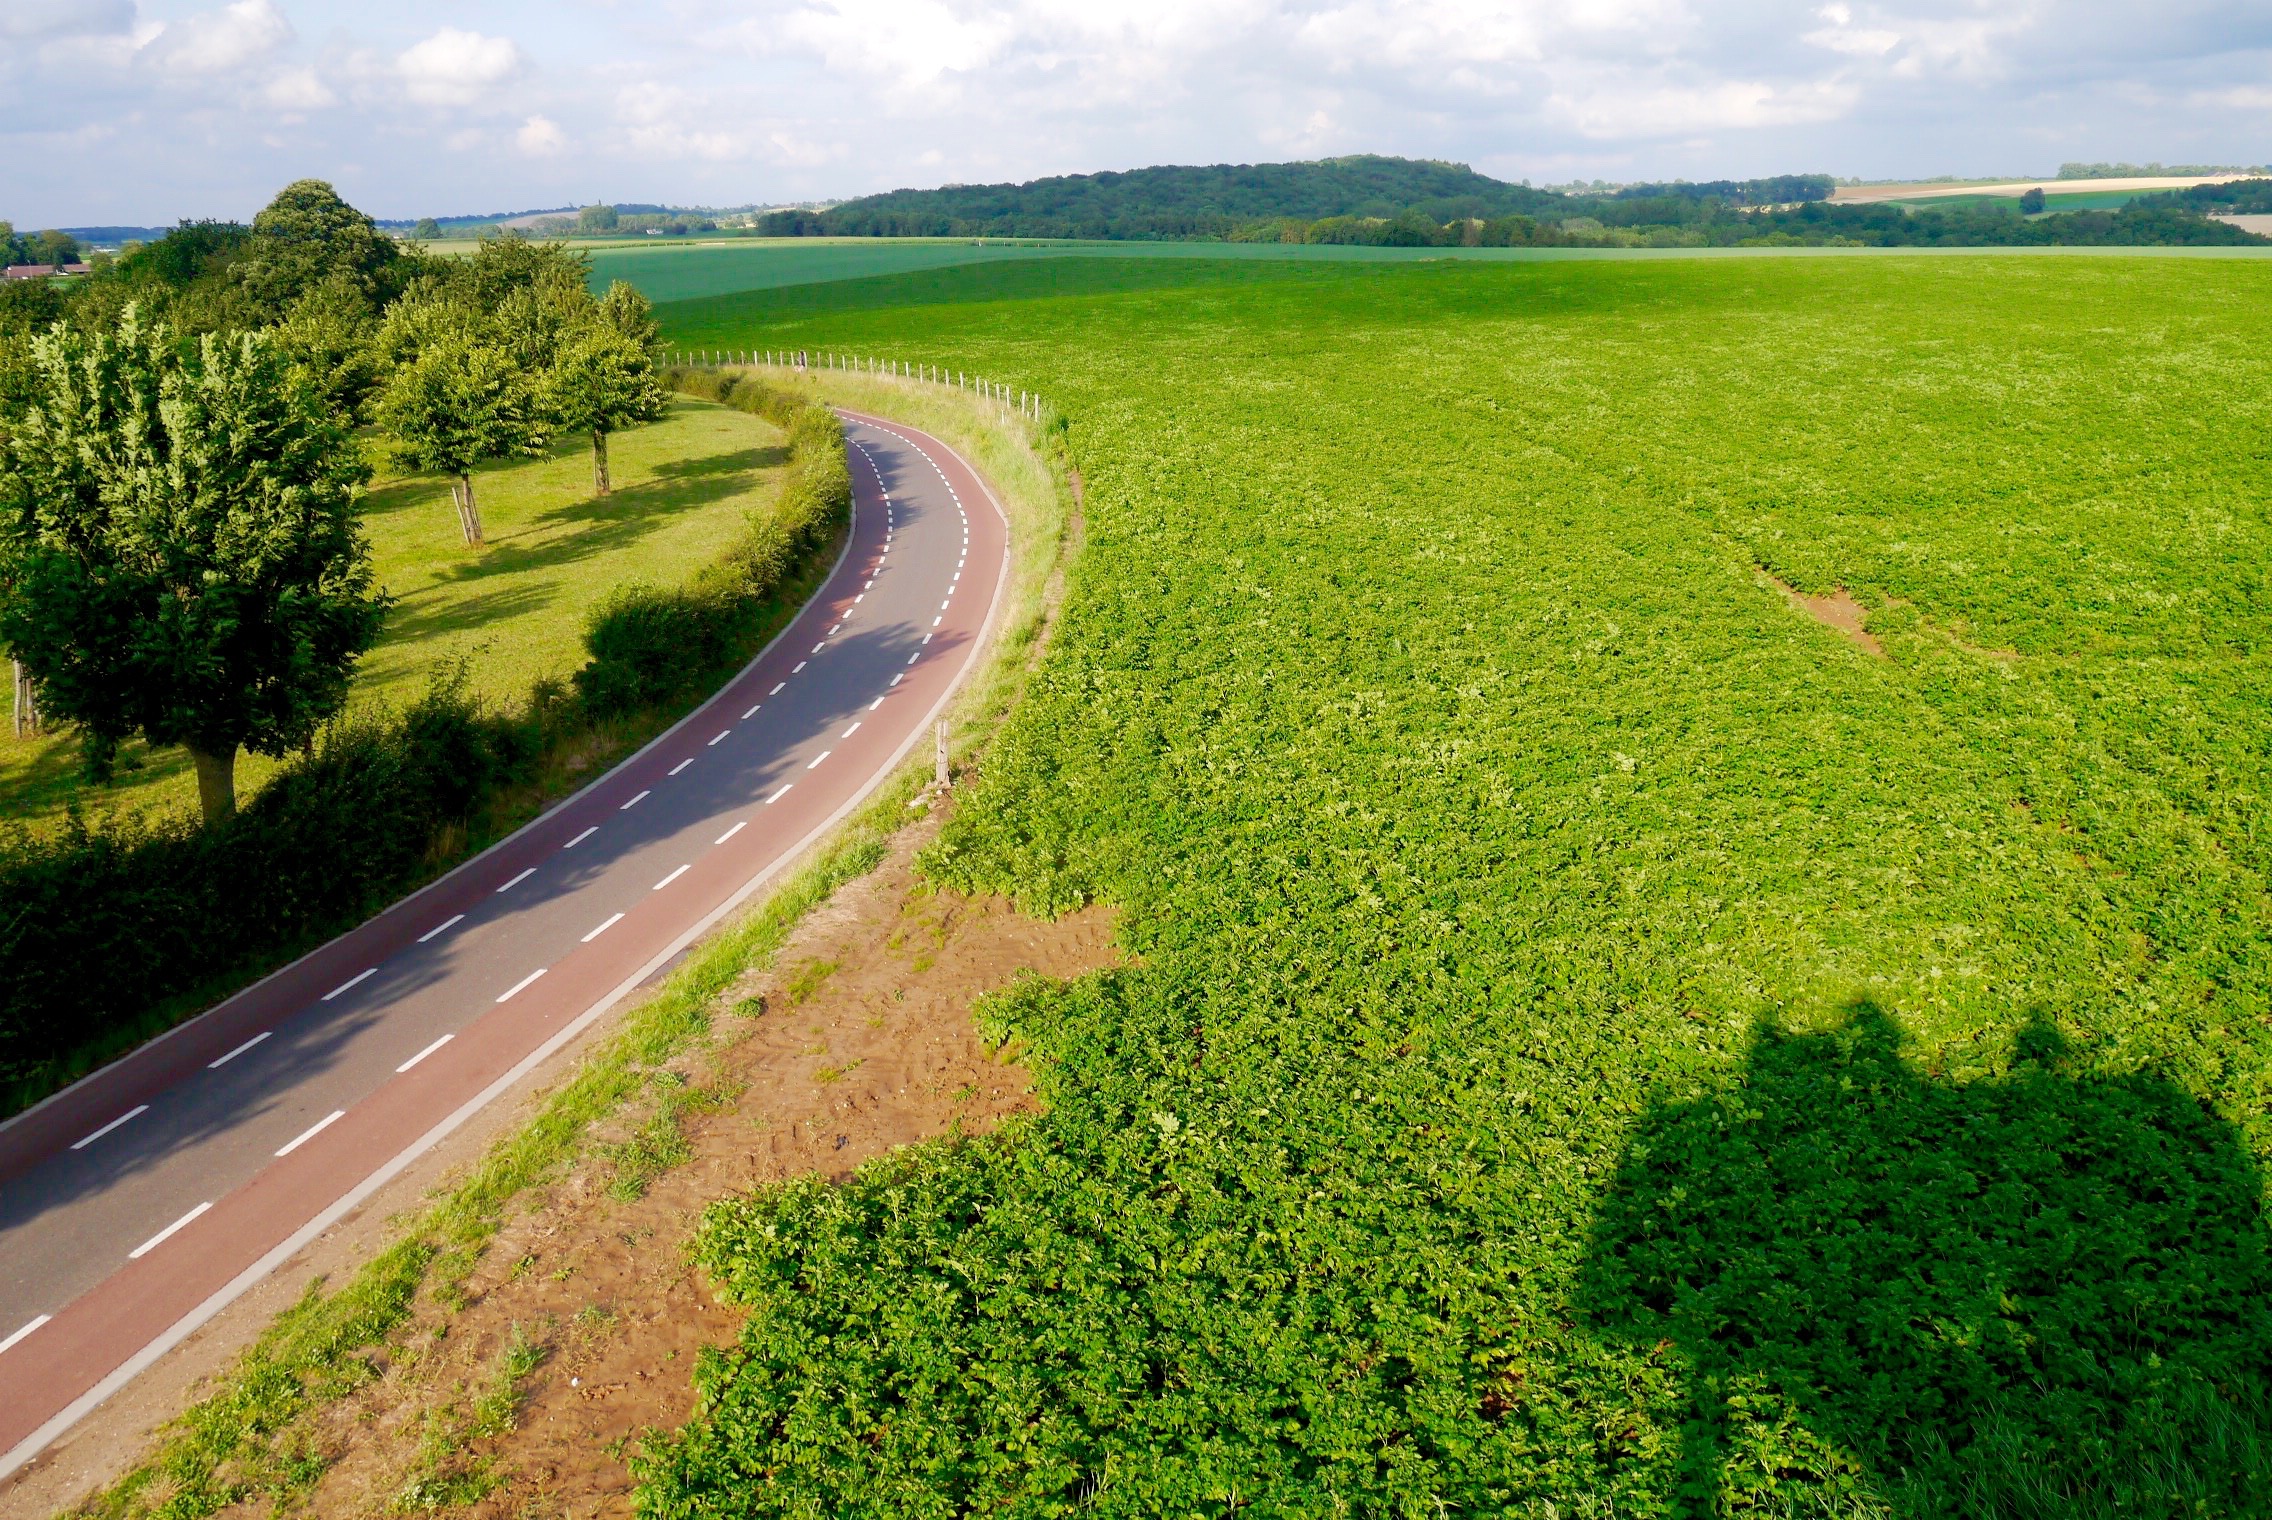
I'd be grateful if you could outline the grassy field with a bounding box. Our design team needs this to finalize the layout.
[626,255,2272,1515]
[0,398,783,830]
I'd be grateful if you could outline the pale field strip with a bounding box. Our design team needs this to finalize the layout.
[1834,175,2253,204]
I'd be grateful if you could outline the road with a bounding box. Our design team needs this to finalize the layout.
[0,408,1009,1476]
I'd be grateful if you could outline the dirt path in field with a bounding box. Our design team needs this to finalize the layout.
[132,802,1115,1519]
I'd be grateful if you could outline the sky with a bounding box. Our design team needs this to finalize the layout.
[4,0,2270,227]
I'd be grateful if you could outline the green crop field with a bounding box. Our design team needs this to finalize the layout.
[0,398,783,829]
[628,254,2272,1515]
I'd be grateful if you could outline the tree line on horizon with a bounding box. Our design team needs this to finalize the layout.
[748,155,2267,249]
[0,181,667,822]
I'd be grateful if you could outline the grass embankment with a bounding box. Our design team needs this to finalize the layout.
[632,254,2272,1516]
[65,376,1078,1519]
[0,398,782,830]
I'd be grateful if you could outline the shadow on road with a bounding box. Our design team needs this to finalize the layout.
[1578,1003,2272,1517]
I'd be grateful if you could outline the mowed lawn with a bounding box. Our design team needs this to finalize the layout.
[0,396,784,830]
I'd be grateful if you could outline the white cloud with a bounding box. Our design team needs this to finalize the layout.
[264,65,335,111]
[516,114,566,156]
[142,0,292,77]
[1550,76,1858,139]
[397,27,523,106]
[1805,4,1901,58]
[776,0,1014,89]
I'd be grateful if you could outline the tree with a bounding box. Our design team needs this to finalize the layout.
[412,217,443,241]
[547,323,664,495]
[0,307,386,823]
[236,179,417,320]
[29,230,80,266]
[578,204,620,234]
[2019,187,2047,214]
[598,278,659,348]
[375,296,542,545]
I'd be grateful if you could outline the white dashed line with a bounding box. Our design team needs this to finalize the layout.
[869,695,885,710]
[71,1106,148,1151]
[668,759,693,776]
[812,642,827,654]
[582,913,624,943]
[621,790,649,810]
[923,632,934,644]
[907,651,920,665]
[767,784,793,804]
[397,1034,452,1072]
[321,968,376,1002]
[496,969,546,1004]
[709,730,731,746]
[497,868,535,894]
[715,821,746,844]
[827,624,841,636]
[563,828,597,850]
[770,682,786,696]
[653,864,690,891]
[275,1111,344,1157]
[941,599,951,611]
[743,704,761,720]
[129,1203,211,1260]
[807,751,831,769]
[890,673,904,687]
[208,1032,270,1069]
[0,1316,50,1356]
[932,617,942,628]
[792,661,807,674]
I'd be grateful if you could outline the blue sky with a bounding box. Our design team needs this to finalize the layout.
[4,0,2270,226]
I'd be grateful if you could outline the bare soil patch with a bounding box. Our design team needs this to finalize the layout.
[1763,572,1884,658]
[49,803,1115,1520]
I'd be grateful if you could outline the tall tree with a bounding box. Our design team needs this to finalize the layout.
[236,179,417,320]
[547,322,664,496]
[375,295,542,545]
[0,307,387,822]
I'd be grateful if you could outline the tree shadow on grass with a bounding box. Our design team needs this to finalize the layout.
[377,580,562,648]
[436,444,788,587]
[1578,1003,2272,1518]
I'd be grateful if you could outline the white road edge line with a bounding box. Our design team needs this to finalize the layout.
[71,1106,149,1151]
[563,828,597,850]
[653,864,690,890]
[128,1203,211,1260]
[396,1034,452,1072]
[320,968,375,1002]
[0,1316,50,1357]
[208,1033,270,1069]
[496,969,546,1004]
[497,868,535,893]
[581,913,624,943]
[715,821,746,844]
[274,1111,344,1157]
[0,405,1000,1484]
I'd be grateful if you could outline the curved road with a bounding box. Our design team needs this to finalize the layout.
[0,409,1009,1477]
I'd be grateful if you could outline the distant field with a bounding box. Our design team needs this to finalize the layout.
[0,398,782,830]
[638,253,2272,1515]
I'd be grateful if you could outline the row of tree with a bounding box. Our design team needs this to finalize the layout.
[0,181,669,822]
[0,224,83,269]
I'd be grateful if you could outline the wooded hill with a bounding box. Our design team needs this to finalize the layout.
[760,155,1575,239]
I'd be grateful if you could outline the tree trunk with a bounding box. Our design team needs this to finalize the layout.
[456,473,484,546]
[11,659,37,738]
[593,430,611,496]
[188,744,237,823]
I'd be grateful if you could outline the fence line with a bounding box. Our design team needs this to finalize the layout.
[664,347,1054,427]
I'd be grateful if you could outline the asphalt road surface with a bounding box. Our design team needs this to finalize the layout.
[0,408,1010,1477]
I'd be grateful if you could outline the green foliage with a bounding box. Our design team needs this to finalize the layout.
[765,154,1567,239]
[377,293,546,479]
[0,376,842,1104]
[235,178,420,320]
[0,304,386,818]
[637,254,2272,1514]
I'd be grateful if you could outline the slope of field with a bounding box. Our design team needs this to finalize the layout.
[635,257,2272,1515]
[0,398,783,828]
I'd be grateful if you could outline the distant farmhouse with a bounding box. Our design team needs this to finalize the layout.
[4,263,91,280]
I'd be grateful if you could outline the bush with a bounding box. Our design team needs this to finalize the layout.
[0,375,848,1105]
